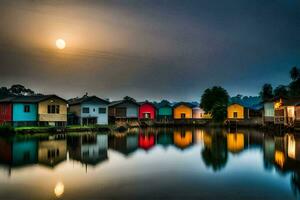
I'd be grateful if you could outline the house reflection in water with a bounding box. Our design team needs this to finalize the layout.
[0,138,38,170]
[173,129,193,150]
[68,134,108,166]
[157,129,173,148]
[227,133,245,154]
[109,133,139,156]
[138,132,155,151]
[263,135,275,170]
[274,136,286,168]
[38,139,67,168]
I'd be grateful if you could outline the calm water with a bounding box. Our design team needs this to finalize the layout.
[0,128,300,200]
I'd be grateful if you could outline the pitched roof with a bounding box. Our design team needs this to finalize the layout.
[68,95,109,106]
[156,101,172,109]
[282,98,300,106]
[0,95,67,103]
[173,102,197,108]
[108,99,140,107]
[138,101,156,107]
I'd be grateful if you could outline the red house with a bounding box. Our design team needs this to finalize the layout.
[139,102,156,120]
[0,98,13,124]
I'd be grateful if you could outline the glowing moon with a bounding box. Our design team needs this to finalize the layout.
[56,39,66,49]
[54,182,64,197]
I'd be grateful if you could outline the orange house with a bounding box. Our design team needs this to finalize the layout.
[173,102,194,119]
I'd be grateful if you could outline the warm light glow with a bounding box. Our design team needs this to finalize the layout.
[54,182,64,198]
[288,134,296,159]
[227,133,244,153]
[275,151,285,168]
[274,99,282,110]
[56,39,66,49]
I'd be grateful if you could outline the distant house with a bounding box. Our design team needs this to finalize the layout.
[191,103,212,119]
[138,101,156,120]
[173,102,195,119]
[227,103,246,120]
[263,100,275,125]
[37,95,68,127]
[227,103,262,120]
[156,101,173,121]
[274,98,300,126]
[0,95,67,127]
[108,98,140,120]
[68,95,109,125]
[0,97,13,125]
[296,103,300,130]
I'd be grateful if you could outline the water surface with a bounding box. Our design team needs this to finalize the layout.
[0,128,299,200]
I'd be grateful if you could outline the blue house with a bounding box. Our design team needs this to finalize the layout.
[68,95,110,125]
[0,96,46,127]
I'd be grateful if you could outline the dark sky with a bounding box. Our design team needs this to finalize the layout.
[0,0,299,101]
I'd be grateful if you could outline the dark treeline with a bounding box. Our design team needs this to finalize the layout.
[0,84,42,99]
[260,66,300,101]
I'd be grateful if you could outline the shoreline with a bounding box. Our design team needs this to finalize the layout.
[0,121,297,136]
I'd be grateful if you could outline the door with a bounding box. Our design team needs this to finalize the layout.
[233,112,238,118]
[181,113,186,119]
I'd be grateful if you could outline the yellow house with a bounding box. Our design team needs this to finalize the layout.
[227,103,246,120]
[173,102,194,119]
[37,95,68,126]
[173,130,193,149]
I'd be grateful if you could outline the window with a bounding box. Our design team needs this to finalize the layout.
[99,107,106,114]
[48,105,60,114]
[82,107,90,113]
[24,105,30,113]
[93,108,96,112]
[116,107,126,117]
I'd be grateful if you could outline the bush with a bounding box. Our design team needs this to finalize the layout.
[0,124,15,134]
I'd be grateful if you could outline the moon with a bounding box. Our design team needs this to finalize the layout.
[56,39,66,49]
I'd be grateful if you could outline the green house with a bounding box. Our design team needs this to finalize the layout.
[156,101,173,121]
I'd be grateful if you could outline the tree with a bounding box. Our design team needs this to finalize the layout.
[123,96,136,102]
[259,83,273,101]
[8,84,35,96]
[200,86,229,121]
[289,66,300,97]
[290,66,300,81]
[0,87,10,99]
[274,85,289,98]
[0,84,38,99]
